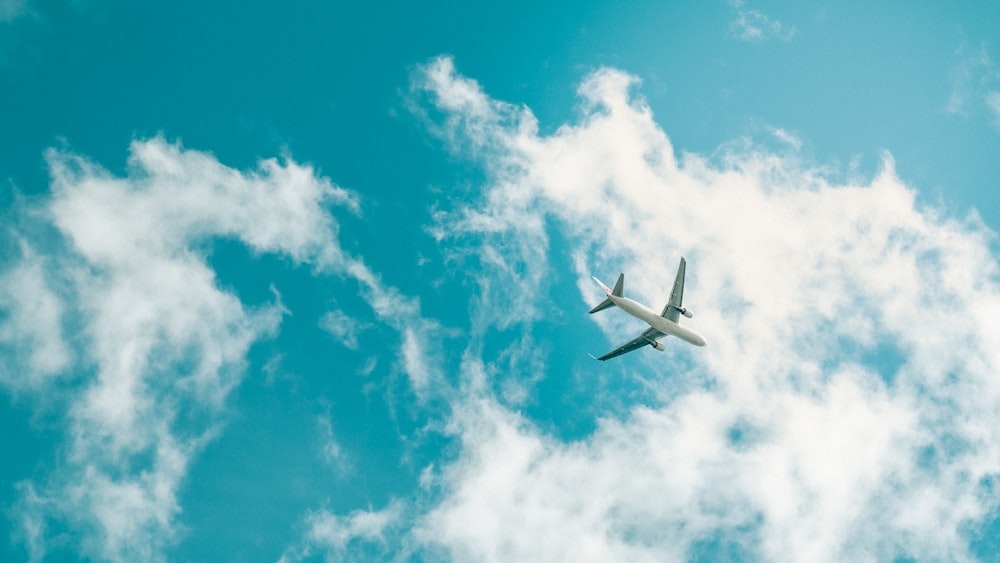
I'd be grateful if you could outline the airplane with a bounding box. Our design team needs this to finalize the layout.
[589,257,706,360]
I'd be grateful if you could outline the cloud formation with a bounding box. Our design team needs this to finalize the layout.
[279,502,404,562]
[947,42,1000,128]
[1,137,355,561]
[0,243,71,387]
[988,91,1000,125]
[319,309,369,350]
[1,134,452,560]
[728,0,794,42]
[403,56,1000,562]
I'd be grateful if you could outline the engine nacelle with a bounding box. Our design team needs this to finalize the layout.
[677,306,694,319]
[651,340,666,351]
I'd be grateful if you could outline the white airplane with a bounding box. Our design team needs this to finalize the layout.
[589,257,706,360]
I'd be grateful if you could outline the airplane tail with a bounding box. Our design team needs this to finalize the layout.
[589,273,624,314]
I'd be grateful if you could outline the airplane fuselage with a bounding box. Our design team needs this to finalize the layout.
[609,295,707,347]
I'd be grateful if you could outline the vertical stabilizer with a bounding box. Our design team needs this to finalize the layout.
[611,273,624,297]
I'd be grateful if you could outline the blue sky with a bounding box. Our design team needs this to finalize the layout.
[3,1,1000,561]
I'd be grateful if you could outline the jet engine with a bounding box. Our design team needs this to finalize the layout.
[651,340,666,351]
[676,306,694,319]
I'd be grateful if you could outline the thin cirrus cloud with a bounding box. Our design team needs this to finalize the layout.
[946,42,1000,126]
[988,91,1000,124]
[279,502,404,562]
[0,136,364,561]
[728,0,794,42]
[392,56,1000,561]
[0,0,27,23]
[319,309,369,350]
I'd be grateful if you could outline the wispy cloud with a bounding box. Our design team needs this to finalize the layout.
[0,242,71,389]
[316,413,351,475]
[319,309,369,350]
[728,0,795,42]
[946,42,1000,128]
[279,502,404,563]
[1,136,354,561]
[342,258,452,396]
[400,56,1000,561]
[2,134,464,560]
[768,126,802,151]
[416,58,550,339]
[0,0,27,23]
[988,91,1000,125]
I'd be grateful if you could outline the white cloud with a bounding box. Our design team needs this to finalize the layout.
[768,126,802,151]
[728,0,794,42]
[319,309,369,350]
[946,42,1000,127]
[1,136,354,562]
[3,134,461,561]
[344,258,449,396]
[404,57,1000,562]
[0,242,71,388]
[279,502,404,563]
[416,370,926,562]
[987,91,1000,125]
[47,137,356,271]
[316,414,351,476]
[12,482,49,562]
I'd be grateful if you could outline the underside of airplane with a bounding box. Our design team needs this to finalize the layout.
[590,257,706,360]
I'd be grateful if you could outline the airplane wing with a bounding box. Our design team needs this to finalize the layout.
[597,327,664,361]
[660,257,686,322]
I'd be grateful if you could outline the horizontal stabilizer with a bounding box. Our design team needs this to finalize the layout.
[589,297,616,314]
[589,273,624,314]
